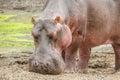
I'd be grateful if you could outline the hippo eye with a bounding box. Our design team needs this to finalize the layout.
[48,35,55,41]
[49,31,57,40]
[33,36,39,42]
[34,36,38,39]
[48,35,57,43]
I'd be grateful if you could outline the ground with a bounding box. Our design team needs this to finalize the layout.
[0,9,120,80]
[0,48,120,80]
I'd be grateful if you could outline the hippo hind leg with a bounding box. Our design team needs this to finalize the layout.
[77,46,91,73]
[112,40,120,71]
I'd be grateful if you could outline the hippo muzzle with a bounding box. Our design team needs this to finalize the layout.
[29,51,65,74]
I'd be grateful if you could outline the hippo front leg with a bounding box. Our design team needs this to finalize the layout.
[112,43,120,71]
[64,48,77,73]
[77,46,91,73]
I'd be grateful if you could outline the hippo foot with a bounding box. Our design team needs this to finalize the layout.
[64,66,76,73]
[113,69,120,73]
[64,69,75,73]
[76,68,88,74]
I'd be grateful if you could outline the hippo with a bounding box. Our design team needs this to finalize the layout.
[29,0,120,74]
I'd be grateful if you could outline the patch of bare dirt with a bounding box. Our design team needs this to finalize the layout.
[0,48,120,80]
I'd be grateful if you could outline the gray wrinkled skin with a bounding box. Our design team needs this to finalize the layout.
[30,20,63,74]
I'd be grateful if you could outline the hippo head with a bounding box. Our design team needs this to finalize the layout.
[29,16,72,74]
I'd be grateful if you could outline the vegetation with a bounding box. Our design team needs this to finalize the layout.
[0,14,34,48]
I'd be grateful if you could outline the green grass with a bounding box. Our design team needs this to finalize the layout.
[0,15,14,21]
[0,14,34,47]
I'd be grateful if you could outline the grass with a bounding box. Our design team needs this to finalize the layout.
[0,14,34,48]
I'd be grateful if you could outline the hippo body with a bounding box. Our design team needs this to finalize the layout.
[29,0,120,74]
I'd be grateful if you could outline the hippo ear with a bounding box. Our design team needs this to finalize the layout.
[54,16,63,24]
[31,17,35,24]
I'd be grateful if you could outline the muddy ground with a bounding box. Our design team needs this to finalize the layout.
[0,47,120,80]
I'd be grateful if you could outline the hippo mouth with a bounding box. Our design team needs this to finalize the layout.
[29,63,64,74]
[29,52,65,74]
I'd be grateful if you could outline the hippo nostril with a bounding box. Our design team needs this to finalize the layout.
[46,63,49,67]
[34,61,39,67]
